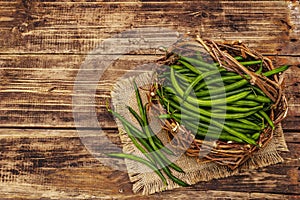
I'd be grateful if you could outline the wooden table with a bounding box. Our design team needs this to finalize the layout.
[0,1,299,199]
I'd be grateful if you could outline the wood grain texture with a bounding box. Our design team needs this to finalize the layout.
[0,0,297,55]
[0,129,299,199]
[0,0,299,199]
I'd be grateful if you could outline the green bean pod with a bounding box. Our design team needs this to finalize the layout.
[178,116,244,143]
[178,60,203,74]
[182,68,226,100]
[158,97,257,145]
[107,153,167,186]
[245,94,272,103]
[179,55,218,71]
[259,110,275,129]
[225,120,262,131]
[160,90,261,119]
[169,68,252,107]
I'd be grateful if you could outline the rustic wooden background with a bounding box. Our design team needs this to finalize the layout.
[0,0,299,199]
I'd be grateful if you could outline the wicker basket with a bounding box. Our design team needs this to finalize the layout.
[149,37,288,170]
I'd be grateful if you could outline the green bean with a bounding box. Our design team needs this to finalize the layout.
[110,109,160,154]
[161,91,260,119]
[219,70,238,76]
[128,104,164,148]
[182,72,199,77]
[127,106,172,154]
[162,69,197,78]
[156,153,185,174]
[125,109,188,181]
[178,60,203,74]
[110,107,175,159]
[167,85,251,108]
[197,130,244,143]
[111,107,185,174]
[231,127,257,134]
[263,65,290,77]
[257,64,263,74]
[155,58,290,147]
[234,56,244,61]
[122,124,155,164]
[179,55,218,71]
[148,142,184,173]
[159,113,257,145]
[237,118,261,128]
[180,116,244,143]
[158,98,257,145]
[140,103,185,173]
[200,87,251,100]
[107,153,167,186]
[182,74,207,99]
[196,52,203,61]
[194,75,244,91]
[161,166,189,186]
[180,55,261,70]
[127,106,144,128]
[142,103,152,128]
[155,139,174,155]
[108,108,145,138]
[133,81,145,118]
[253,113,265,128]
[182,68,226,101]
[176,68,194,74]
[170,64,185,71]
[133,81,156,149]
[195,78,249,97]
[194,65,288,93]
[216,105,263,113]
[221,71,239,76]
[251,86,266,97]
[169,68,251,107]
[239,60,262,66]
[245,94,272,103]
[229,100,261,107]
[259,110,275,129]
[247,115,263,124]
[201,132,244,143]
[170,80,189,88]
[225,120,261,131]
[175,73,194,84]
[251,132,261,140]
[170,110,222,133]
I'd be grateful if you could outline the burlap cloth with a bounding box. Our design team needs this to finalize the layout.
[111,71,289,195]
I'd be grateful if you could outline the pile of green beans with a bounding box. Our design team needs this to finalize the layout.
[107,81,189,187]
[157,54,289,145]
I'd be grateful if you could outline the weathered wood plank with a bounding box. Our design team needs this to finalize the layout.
[0,1,299,199]
[1,184,299,200]
[0,129,298,199]
[282,65,300,131]
[0,1,298,55]
[0,54,158,128]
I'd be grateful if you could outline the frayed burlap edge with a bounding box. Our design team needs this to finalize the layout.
[111,71,288,195]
